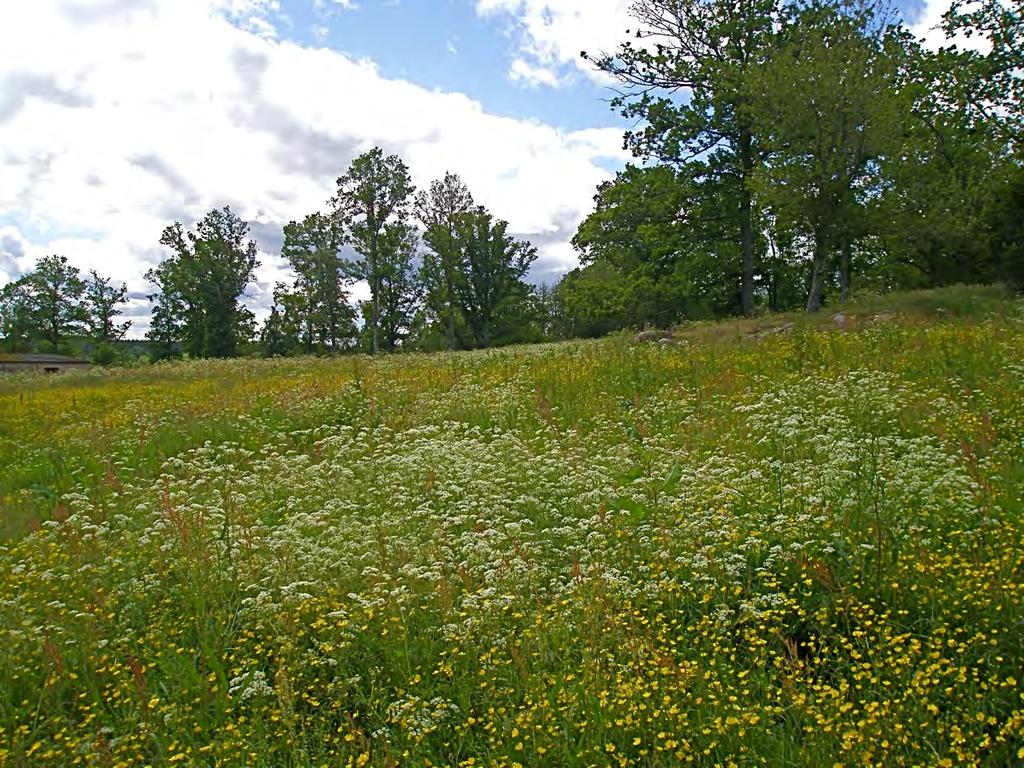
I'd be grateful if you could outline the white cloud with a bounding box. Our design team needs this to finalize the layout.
[911,0,957,48]
[509,57,563,88]
[476,0,632,87]
[313,0,358,13]
[0,0,626,337]
[910,0,997,51]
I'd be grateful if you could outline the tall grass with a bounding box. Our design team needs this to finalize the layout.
[0,287,1022,766]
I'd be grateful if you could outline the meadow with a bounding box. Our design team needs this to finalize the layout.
[1,287,1022,767]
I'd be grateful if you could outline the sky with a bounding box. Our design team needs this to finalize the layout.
[1,0,952,338]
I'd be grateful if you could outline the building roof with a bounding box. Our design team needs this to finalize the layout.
[0,353,90,364]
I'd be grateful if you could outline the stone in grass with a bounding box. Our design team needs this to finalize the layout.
[635,329,674,343]
[752,322,795,340]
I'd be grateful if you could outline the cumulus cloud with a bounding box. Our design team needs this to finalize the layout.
[509,57,564,88]
[0,0,627,337]
[476,0,632,86]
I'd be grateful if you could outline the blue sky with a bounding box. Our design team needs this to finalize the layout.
[287,0,622,130]
[0,0,942,337]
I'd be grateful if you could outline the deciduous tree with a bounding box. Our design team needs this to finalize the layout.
[451,207,537,348]
[416,172,475,350]
[587,0,782,317]
[147,207,259,358]
[332,148,415,355]
[83,270,131,343]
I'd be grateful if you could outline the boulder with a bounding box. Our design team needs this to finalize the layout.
[635,329,674,343]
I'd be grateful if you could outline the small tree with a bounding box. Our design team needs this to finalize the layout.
[83,270,131,343]
[416,172,475,350]
[147,207,260,358]
[281,212,355,353]
[452,207,537,349]
[27,254,86,349]
[0,278,35,352]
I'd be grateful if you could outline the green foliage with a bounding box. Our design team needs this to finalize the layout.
[571,164,745,329]
[0,278,34,352]
[25,254,87,349]
[0,255,129,354]
[83,269,131,343]
[333,148,416,355]
[450,206,537,348]
[280,212,357,353]
[750,1,909,310]
[90,341,118,366]
[416,172,475,350]
[589,0,784,317]
[147,206,260,359]
[374,221,422,352]
[563,0,1023,333]
[942,0,1023,131]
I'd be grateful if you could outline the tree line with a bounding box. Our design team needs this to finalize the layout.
[560,0,1022,334]
[144,149,542,359]
[0,255,130,362]
[1,0,1020,360]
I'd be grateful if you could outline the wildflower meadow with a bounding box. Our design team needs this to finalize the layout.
[1,289,1023,767]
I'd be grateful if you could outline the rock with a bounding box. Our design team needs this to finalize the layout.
[635,329,674,343]
[833,312,847,328]
[752,322,795,340]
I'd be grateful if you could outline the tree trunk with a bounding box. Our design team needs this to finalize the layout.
[481,316,490,349]
[839,237,851,303]
[806,227,828,313]
[446,302,457,351]
[371,284,380,355]
[738,128,756,318]
[369,236,380,355]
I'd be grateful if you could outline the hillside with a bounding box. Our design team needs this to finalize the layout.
[1,286,1022,766]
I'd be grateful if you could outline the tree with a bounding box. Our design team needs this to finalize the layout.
[332,148,415,355]
[260,285,305,357]
[147,206,259,359]
[942,0,1023,131]
[870,20,1019,289]
[260,305,290,357]
[750,0,909,311]
[416,172,475,350]
[374,222,422,352]
[83,270,131,343]
[281,213,356,353]
[0,278,34,352]
[573,164,743,323]
[587,0,782,317]
[451,207,537,349]
[27,254,86,349]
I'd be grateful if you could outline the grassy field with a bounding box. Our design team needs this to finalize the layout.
[1,286,1022,767]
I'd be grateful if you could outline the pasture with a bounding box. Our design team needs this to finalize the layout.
[1,289,1022,766]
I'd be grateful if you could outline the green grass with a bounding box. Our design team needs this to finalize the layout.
[1,285,1022,766]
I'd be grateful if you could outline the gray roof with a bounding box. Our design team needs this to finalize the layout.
[0,353,89,364]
